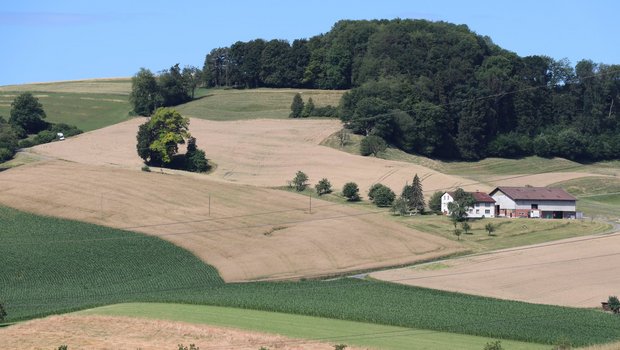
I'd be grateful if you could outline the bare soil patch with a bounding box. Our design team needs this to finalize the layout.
[0,315,362,350]
[371,233,620,307]
[0,160,460,281]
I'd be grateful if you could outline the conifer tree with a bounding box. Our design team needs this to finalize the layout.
[410,173,425,213]
[289,93,304,118]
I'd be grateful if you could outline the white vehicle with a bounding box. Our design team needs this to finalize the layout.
[57,132,65,141]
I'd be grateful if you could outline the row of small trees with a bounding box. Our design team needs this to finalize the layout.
[289,171,428,213]
[289,93,338,118]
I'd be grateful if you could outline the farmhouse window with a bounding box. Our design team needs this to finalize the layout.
[485,203,491,207]
[531,204,538,209]
[476,209,480,214]
[485,209,490,214]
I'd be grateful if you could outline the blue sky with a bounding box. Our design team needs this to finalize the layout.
[1,0,619,86]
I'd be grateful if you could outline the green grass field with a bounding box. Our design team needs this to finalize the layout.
[0,91,132,132]
[278,186,611,252]
[176,87,345,120]
[322,132,620,178]
[79,303,546,350]
[400,215,611,252]
[3,205,620,347]
[552,176,620,220]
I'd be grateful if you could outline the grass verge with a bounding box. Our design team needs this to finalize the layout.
[79,303,547,350]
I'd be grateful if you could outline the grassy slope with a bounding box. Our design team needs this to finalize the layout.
[0,79,132,132]
[177,88,345,120]
[322,132,620,178]
[400,215,610,252]
[552,176,620,220]
[80,303,546,350]
[279,187,611,253]
[3,205,620,346]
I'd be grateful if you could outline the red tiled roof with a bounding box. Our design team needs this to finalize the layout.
[490,187,576,201]
[446,191,495,203]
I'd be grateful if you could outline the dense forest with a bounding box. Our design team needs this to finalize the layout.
[202,19,620,161]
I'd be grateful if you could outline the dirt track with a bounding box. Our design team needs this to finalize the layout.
[0,315,362,350]
[371,232,620,307]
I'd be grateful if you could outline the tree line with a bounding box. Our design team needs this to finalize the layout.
[0,93,82,163]
[203,19,620,161]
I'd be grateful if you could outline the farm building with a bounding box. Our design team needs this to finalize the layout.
[490,187,577,219]
[441,191,496,218]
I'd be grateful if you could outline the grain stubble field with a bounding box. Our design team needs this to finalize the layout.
[372,232,620,307]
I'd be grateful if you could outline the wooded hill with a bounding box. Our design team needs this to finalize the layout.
[203,19,620,161]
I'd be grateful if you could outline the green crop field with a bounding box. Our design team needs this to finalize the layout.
[176,87,345,121]
[79,303,546,350]
[3,205,620,347]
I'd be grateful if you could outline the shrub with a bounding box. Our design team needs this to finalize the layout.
[18,138,35,148]
[315,178,332,195]
[390,197,409,215]
[428,191,443,213]
[33,130,56,144]
[360,135,387,156]
[485,222,496,236]
[483,340,503,350]
[141,165,151,172]
[461,221,471,234]
[369,184,395,207]
[342,182,360,201]
[50,123,83,138]
[608,296,620,314]
[0,301,6,322]
[334,345,347,350]
[178,344,199,350]
[311,105,338,118]
[185,137,209,172]
[292,171,309,191]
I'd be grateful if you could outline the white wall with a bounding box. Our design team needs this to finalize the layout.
[491,193,516,209]
[440,193,453,214]
[442,192,495,218]
[515,200,576,212]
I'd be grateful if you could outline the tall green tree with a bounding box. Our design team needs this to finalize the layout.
[182,65,202,99]
[290,93,304,118]
[410,174,425,213]
[136,108,190,165]
[159,63,191,106]
[9,92,47,134]
[130,68,161,116]
[428,191,443,213]
[0,120,19,162]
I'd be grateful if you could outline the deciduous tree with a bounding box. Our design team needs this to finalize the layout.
[315,178,332,195]
[342,182,360,201]
[9,92,47,134]
[136,108,190,165]
[130,68,161,116]
[292,170,309,191]
[360,135,387,156]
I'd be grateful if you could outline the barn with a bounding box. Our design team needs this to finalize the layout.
[441,191,496,218]
[490,187,577,219]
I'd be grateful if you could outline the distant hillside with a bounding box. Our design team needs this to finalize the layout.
[203,19,620,161]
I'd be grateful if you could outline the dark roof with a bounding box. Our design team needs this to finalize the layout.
[490,187,576,201]
[446,191,495,203]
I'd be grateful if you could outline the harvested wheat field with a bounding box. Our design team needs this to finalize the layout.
[0,160,461,281]
[0,315,362,350]
[30,117,490,195]
[371,232,620,308]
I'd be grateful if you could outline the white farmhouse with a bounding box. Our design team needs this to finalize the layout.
[490,187,577,219]
[441,191,496,218]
